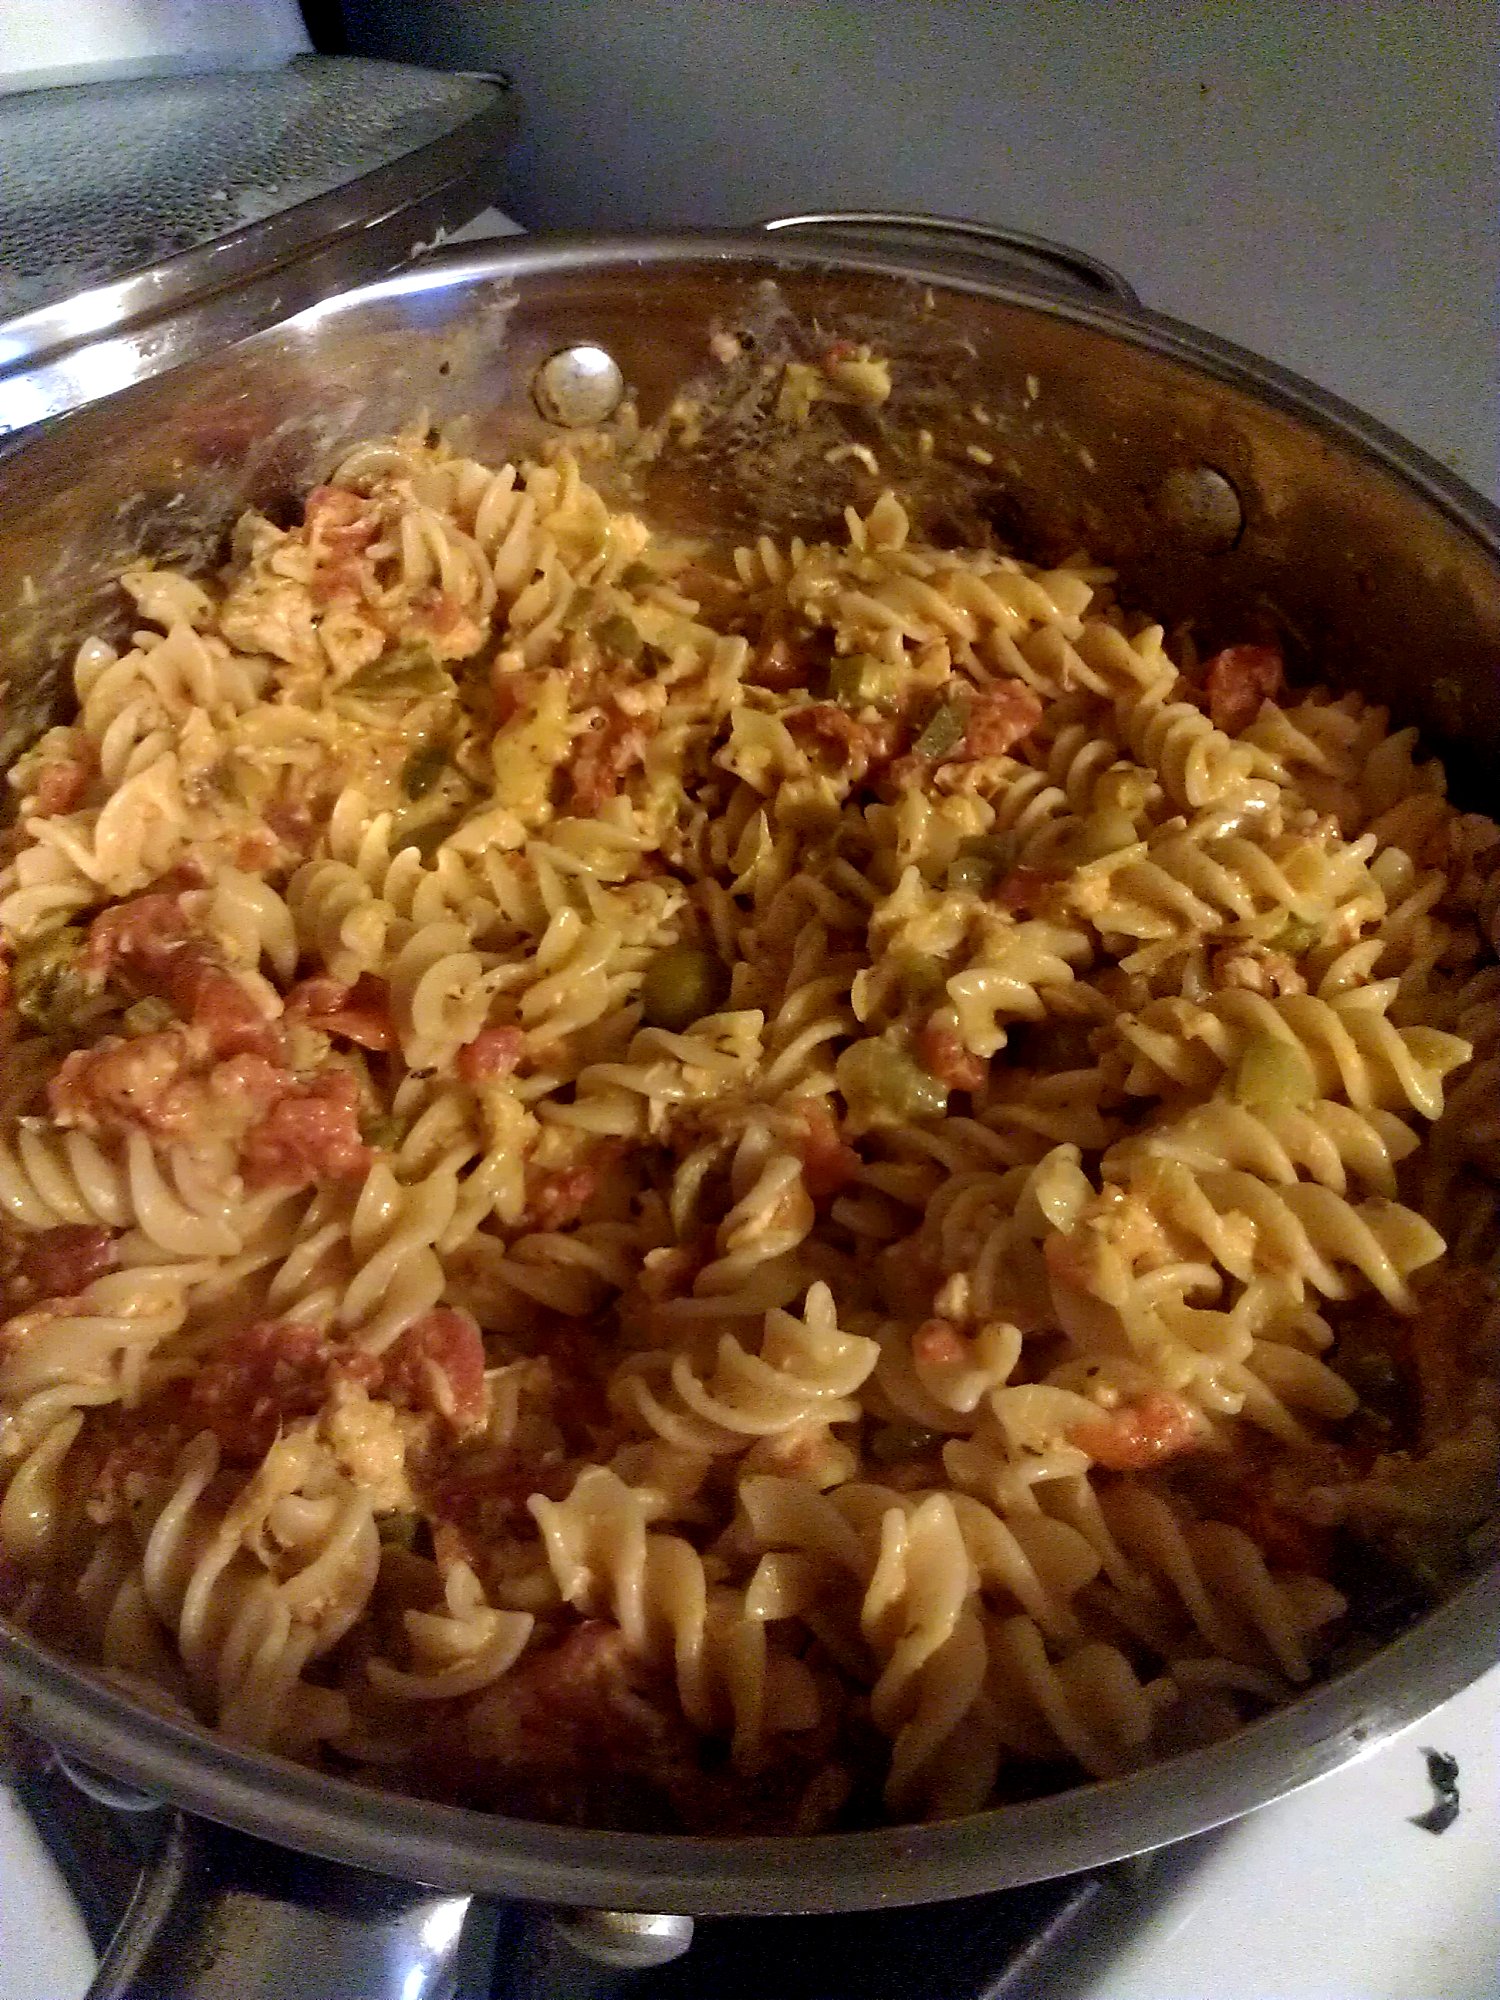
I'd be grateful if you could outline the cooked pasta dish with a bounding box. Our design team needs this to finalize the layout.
[1,393,1497,1833]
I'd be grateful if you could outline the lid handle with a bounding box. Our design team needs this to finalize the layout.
[757,210,1139,306]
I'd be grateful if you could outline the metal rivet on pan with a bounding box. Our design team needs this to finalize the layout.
[551,1909,696,1968]
[533,345,625,427]
[1156,464,1244,551]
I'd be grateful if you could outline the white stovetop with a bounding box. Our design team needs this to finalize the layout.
[3,1666,1498,1999]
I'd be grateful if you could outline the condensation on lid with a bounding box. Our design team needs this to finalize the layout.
[0,57,504,323]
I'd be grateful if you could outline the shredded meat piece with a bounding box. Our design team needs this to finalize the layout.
[456,1026,525,1084]
[1204,644,1286,734]
[305,484,376,543]
[915,1018,987,1091]
[240,1070,372,1189]
[1209,943,1308,998]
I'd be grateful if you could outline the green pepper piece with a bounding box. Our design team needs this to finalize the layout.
[641,944,732,1032]
[827,654,904,713]
[347,644,452,699]
[12,926,91,1035]
[1276,914,1323,957]
[945,832,1019,894]
[401,743,449,799]
[912,699,968,761]
[596,613,645,661]
[377,1512,421,1549]
[837,1037,949,1124]
[870,1420,942,1465]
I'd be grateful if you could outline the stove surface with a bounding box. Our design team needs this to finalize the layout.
[3,1664,1496,2000]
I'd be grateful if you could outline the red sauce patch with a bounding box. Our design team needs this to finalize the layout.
[487,1621,680,1762]
[240,1070,372,1190]
[1204,644,1285,735]
[184,1317,360,1463]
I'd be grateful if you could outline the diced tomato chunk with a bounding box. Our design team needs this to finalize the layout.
[88,893,276,1059]
[525,1161,604,1231]
[962,680,1044,759]
[87,892,193,976]
[457,1026,525,1084]
[992,866,1057,914]
[286,974,394,1051]
[913,1318,968,1368]
[915,1018,987,1091]
[49,1030,195,1136]
[384,1308,488,1435]
[186,1318,336,1462]
[786,704,900,782]
[568,704,657,813]
[1070,1390,1203,1470]
[32,755,94,818]
[240,1070,372,1190]
[788,1099,860,1199]
[748,634,809,693]
[1204,644,1286,734]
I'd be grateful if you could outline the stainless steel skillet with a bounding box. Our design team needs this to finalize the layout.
[1,214,1496,1999]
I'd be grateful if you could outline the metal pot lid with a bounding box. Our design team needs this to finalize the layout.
[0,56,517,437]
